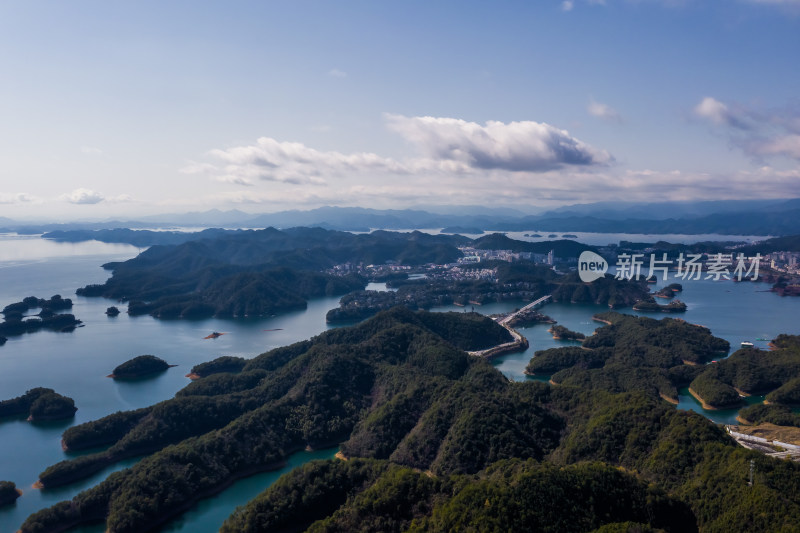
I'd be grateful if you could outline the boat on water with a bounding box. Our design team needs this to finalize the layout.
[741,341,754,348]
[204,331,224,339]
[756,337,769,341]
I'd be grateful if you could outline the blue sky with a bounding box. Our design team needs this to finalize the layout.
[1,0,799,219]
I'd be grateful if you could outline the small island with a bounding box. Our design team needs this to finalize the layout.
[653,283,683,299]
[105,306,120,317]
[502,309,555,328]
[0,481,21,507]
[109,355,173,379]
[0,388,77,422]
[548,324,586,341]
[562,234,578,238]
[29,393,78,421]
[0,295,82,338]
[632,297,687,312]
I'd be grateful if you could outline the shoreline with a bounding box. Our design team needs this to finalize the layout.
[687,387,740,411]
[107,364,177,379]
[23,447,316,533]
[687,387,719,410]
[660,392,679,405]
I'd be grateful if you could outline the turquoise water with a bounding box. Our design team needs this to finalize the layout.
[1,234,799,532]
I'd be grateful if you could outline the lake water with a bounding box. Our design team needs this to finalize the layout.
[1,234,798,532]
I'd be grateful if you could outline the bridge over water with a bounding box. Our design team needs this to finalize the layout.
[470,294,552,359]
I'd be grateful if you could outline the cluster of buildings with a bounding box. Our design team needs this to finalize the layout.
[426,264,497,282]
[765,252,800,275]
[457,247,555,265]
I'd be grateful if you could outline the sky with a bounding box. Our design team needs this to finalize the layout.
[1,0,799,220]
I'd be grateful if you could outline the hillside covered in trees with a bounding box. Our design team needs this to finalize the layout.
[688,335,800,409]
[525,312,729,402]
[19,309,800,533]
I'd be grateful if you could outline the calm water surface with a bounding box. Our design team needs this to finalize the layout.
[1,234,798,532]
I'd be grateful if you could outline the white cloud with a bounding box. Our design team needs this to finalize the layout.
[587,99,623,123]
[328,68,347,78]
[0,192,38,205]
[207,136,408,186]
[562,1,575,10]
[80,146,103,155]
[62,188,105,205]
[384,114,613,171]
[693,97,748,128]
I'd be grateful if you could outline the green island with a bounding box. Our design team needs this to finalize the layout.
[654,282,683,298]
[548,324,586,341]
[632,296,688,312]
[0,295,81,338]
[0,388,77,422]
[18,308,800,533]
[105,306,120,316]
[0,481,21,507]
[108,355,173,379]
[502,308,555,327]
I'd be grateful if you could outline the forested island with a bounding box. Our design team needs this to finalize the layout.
[548,324,585,341]
[632,297,688,312]
[19,308,800,533]
[0,481,20,507]
[0,388,77,422]
[654,282,683,298]
[109,355,172,379]
[0,295,81,338]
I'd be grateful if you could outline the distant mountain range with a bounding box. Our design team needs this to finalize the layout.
[4,198,800,236]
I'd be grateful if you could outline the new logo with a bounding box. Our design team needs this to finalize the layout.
[578,251,608,283]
